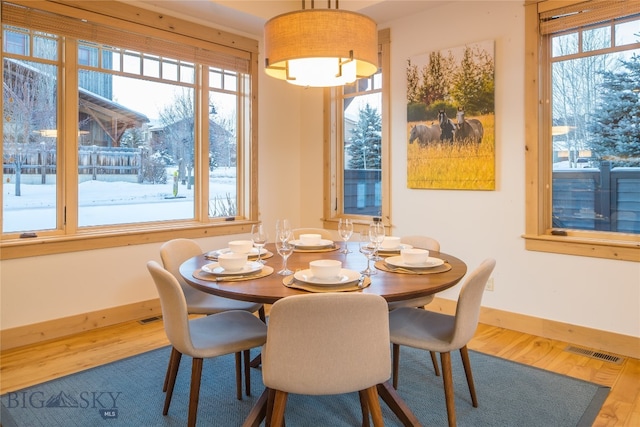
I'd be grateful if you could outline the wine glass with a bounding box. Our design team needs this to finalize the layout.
[275,219,292,243]
[338,218,353,254]
[358,231,377,276]
[369,221,385,261]
[251,223,268,264]
[275,239,294,275]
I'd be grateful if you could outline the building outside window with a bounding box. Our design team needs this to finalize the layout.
[1,2,257,258]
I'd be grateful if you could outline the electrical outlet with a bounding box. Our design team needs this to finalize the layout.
[485,277,494,291]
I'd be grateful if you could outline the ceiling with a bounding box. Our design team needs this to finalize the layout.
[121,0,446,36]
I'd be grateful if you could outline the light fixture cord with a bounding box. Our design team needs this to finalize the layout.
[302,0,338,9]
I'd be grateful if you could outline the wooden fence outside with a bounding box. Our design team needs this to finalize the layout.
[344,163,640,234]
[3,145,143,183]
[551,162,639,233]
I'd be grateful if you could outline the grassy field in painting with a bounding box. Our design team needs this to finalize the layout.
[407,114,495,190]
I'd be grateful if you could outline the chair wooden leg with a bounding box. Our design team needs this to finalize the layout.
[188,358,203,427]
[358,390,370,427]
[266,388,275,427]
[163,347,180,393]
[459,345,478,407]
[259,306,266,322]
[235,352,242,400]
[430,351,441,376]
[269,389,288,427]
[363,385,384,427]
[244,349,251,396]
[440,352,457,427]
[163,349,182,415]
[250,353,262,368]
[392,343,400,389]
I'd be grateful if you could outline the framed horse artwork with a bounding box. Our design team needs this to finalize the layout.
[406,39,495,190]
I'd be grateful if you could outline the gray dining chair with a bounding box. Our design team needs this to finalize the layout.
[388,235,442,376]
[389,258,496,427]
[159,238,265,395]
[147,261,267,427]
[262,293,391,426]
[388,235,441,311]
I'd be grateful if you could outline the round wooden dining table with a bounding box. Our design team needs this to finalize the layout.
[179,243,467,305]
[179,242,468,427]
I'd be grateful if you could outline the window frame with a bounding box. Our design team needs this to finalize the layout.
[323,29,391,231]
[523,0,640,262]
[0,1,260,260]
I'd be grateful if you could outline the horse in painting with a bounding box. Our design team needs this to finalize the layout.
[455,107,484,143]
[409,124,440,146]
[438,110,456,142]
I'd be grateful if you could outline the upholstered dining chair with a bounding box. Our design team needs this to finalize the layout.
[291,227,334,240]
[160,238,265,320]
[389,235,442,376]
[388,235,441,311]
[388,258,496,427]
[147,261,267,427]
[262,293,391,427]
[159,238,265,395]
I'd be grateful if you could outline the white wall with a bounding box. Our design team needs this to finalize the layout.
[299,1,640,338]
[386,1,639,336]
[1,1,639,341]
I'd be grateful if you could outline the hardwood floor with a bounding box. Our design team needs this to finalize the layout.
[1,314,638,426]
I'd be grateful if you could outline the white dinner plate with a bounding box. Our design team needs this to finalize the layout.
[294,268,360,286]
[385,256,444,269]
[201,261,263,276]
[207,247,267,258]
[290,239,334,249]
[375,243,413,253]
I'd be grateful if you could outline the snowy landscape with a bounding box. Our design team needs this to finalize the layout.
[3,167,237,232]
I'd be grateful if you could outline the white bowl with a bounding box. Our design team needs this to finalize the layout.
[380,236,401,249]
[228,240,253,254]
[300,233,322,246]
[400,248,429,265]
[218,252,248,272]
[309,259,342,280]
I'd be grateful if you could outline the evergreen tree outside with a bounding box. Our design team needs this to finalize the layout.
[588,54,640,167]
[346,103,381,170]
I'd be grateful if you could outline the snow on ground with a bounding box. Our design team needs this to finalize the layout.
[3,168,237,232]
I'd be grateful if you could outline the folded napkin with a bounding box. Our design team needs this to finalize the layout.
[193,265,274,282]
[374,260,452,275]
[282,275,371,292]
[292,244,339,253]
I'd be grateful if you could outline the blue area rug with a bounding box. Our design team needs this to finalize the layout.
[1,346,608,426]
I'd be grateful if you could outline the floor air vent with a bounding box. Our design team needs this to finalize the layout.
[565,345,623,364]
[138,316,162,325]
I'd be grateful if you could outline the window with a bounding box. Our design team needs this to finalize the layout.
[1,1,258,259]
[524,1,640,261]
[324,29,390,228]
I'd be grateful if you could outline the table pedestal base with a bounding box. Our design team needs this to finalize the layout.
[241,380,421,427]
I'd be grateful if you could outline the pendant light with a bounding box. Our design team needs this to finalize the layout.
[264,0,378,87]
